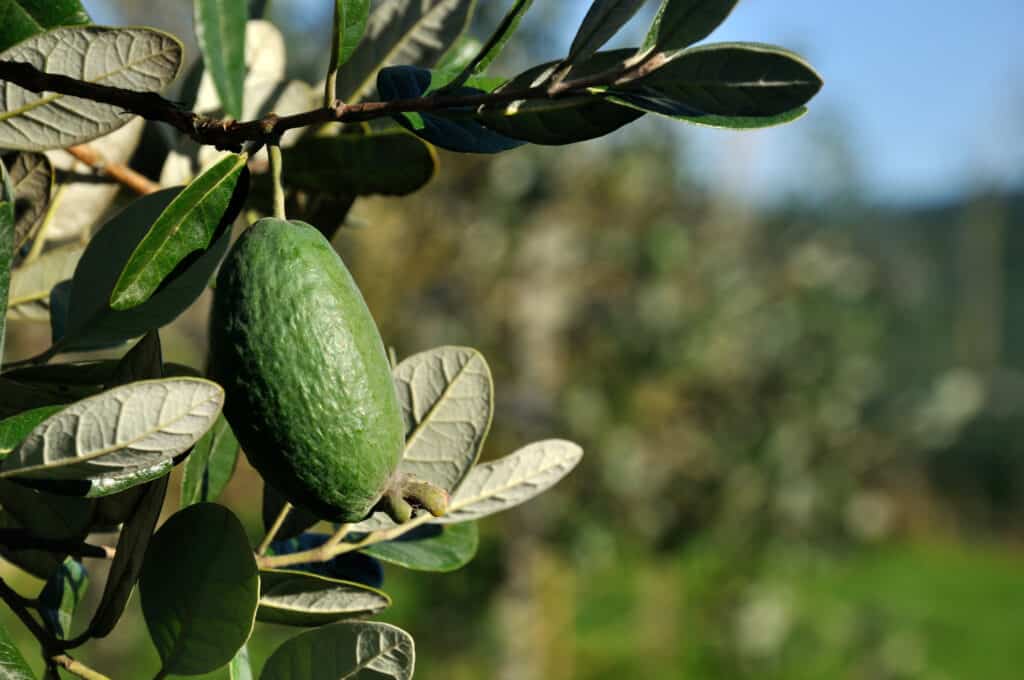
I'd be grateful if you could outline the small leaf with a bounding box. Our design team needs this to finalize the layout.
[267,534,384,589]
[0,378,224,481]
[447,0,534,87]
[141,503,259,676]
[330,0,371,73]
[0,619,34,680]
[111,153,248,310]
[194,0,248,119]
[59,188,232,351]
[0,405,62,455]
[568,0,646,65]
[435,440,583,524]
[616,42,823,119]
[0,159,12,363]
[262,483,319,542]
[334,0,476,103]
[180,413,239,507]
[362,521,477,572]
[259,621,414,680]
[378,66,525,154]
[230,645,254,680]
[646,0,739,53]
[5,152,53,256]
[257,569,390,626]
[88,475,168,637]
[0,0,91,53]
[282,128,437,197]
[0,27,183,151]
[394,346,493,492]
[38,557,88,639]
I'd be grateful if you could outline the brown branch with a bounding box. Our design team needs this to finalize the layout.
[0,57,650,152]
[0,529,115,559]
[66,144,159,195]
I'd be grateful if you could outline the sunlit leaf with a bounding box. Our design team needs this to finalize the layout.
[180,413,239,507]
[330,0,371,73]
[38,557,88,639]
[257,569,390,626]
[0,0,91,53]
[230,644,254,680]
[259,621,414,680]
[0,618,34,679]
[194,0,247,119]
[362,521,477,572]
[447,0,533,87]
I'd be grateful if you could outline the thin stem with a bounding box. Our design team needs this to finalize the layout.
[269,144,286,219]
[325,522,352,549]
[66,145,160,195]
[51,655,112,680]
[257,501,292,556]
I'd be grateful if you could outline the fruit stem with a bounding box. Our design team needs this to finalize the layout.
[256,501,292,556]
[269,143,286,219]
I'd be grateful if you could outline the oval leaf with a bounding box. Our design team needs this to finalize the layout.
[140,503,259,676]
[180,413,239,507]
[394,346,493,492]
[194,0,247,119]
[569,0,646,64]
[260,621,414,680]
[0,0,90,53]
[0,26,183,151]
[0,377,224,480]
[362,521,477,572]
[331,0,371,73]
[111,152,248,310]
[257,569,390,626]
[646,0,739,53]
[435,439,583,524]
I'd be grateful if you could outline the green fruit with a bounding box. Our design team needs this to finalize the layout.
[210,218,404,522]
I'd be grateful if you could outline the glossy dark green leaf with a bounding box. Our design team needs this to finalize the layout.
[88,474,168,637]
[0,618,34,679]
[645,0,738,53]
[4,152,53,256]
[283,128,437,197]
[180,413,238,507]
[0,0,91,53]
[140,503,259,676]
[362,521,477,572]
[0,405,62,456]
[378,66,525,154]
[259,621,414,680]
[262,483,319,542]
[38,557,88,639]
[111,153,247,310]
[479,49,643,144]
[194,0,247,119]
[331,0,371,73]
[448,0,533,88]
[0,159,12,364]
[569,0,645,64]
[617,42,823,118]
[257,569,390,626]
[58,188,232,352]
[334,0,476,102]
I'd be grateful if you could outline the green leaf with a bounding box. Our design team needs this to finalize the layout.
[448,0,533,88]
[0,159,12,364]
[334,0,476,103]
[58,187,232,352]
[0,479,93,541]
[141,503,259,676]
[330,0,371,73]
[0,27,183,151]
[479,50,643,145]
[194,0,247,119]
[230,645,254,680]
[283,128,437,197]
[259,621,414,680]
[262,483,320,542]
[0,405,62,455]
[394,347,493,492]
[180,413,239,507]
[0,0,91,53]
[5,243,81,322]
[88,475,168,637]
[257,569,390,626]
[617,42,823,118]
[38,557,88,639]
[645,0,738,53]
[5,152,53,256]
[362,521,477,572]
[0,508,63,579]
[0,618,34,680]
[568,0,645,65]
[0,377,224,481]
[435,440,583,524]
[110,153,248,310]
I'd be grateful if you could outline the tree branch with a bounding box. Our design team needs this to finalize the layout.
[66,144,159,196]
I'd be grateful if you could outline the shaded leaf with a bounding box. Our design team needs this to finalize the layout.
[259,621,414,680]
[362,521,477,572]
[0,377,224,481]
[0,479,93,541]
[257,569,389,626]
[194,0,247,119]
[330,0,371,73]
[4,152,52,256]
[0,27,183,151]
[5,244,81,320]
[568,0,646,65]
[0,618,34,679]
[283,128,437,197]
[38,557,87,639]
[646,0,738,53]
[180,413,238,507]
[87,474,168,637]
[140,503,259,676]
[435,440,583,524]
[0,0,91,53]
[111,153,248,310]
[334,0,476,102]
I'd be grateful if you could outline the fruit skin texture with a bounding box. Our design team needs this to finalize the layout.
[210,218,404,522]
